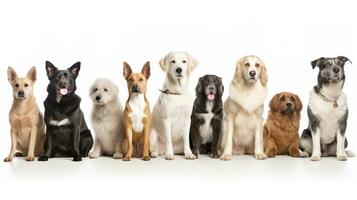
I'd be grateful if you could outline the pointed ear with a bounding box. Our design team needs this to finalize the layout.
[68,62,81,79]
[159,52,171,71]
[46,61,58,79]
[259,59,268,86]
[294,94,303,113]
[27,66,37,82]
[311,57,325,69]
[233,58,243,84]
[337,56,352,64]
[269,93,281,113]
[7,67,18,83]
[123,62,132,79]
[186,52,198,72]
[141,61,151,80]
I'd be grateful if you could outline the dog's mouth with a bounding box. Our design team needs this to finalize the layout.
[207,92,215,101]
[57,86,69,96]
[283,107,294,115]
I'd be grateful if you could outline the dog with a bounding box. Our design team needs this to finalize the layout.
[263,92,302,157]
[38,61,93,162]
[122,61,152,161]
[220,55,268,160]
[4,67,46,162]
[150,51,198,160]
[89,78,124,159]
[190,75,224,158]
[300,56,352,161]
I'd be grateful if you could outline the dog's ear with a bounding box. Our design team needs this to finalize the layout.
[68,62,81,79]
[27,66,37,82]
[159,52,171,71]
[186,52,198,73]
[195,77,204,97]
[269,93,281,113]
[123,62,132,79]
[294,94,303,113]
[217,77,224,98]
[311,57,325,69]
[141,61,151,80]
[337,56,352,65]
[233,58,243,84]
[259,59,268,86]
[7,67,17,83]
[46,61,58,79]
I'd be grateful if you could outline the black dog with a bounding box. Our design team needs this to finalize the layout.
[38,61,93,162]
[190,75,224,158]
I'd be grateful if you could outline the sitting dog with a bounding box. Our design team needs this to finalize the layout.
[89,78,124,159]
[4,67,46,162]
[122,61,152,161]
[38,61,93,162]
[300,56,352,161]
[263,92,302,157]
[190,75,224,158]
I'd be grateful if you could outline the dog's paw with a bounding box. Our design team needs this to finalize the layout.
[89,152,99,159]
[123,156,131,161]
[164,154,175,160]
[73,156,82,162]
[142,155,151,161]
[337,155,348,161]
[220,154,232,161]
[26,156,35,162]
[38,156,48,161]
[300,152,310,158]
[310,155,321,161]
[150,152,158,158]
[255,152,267,160]
[185,153,196,160]
[211,152,219,159]
[113,152,123,159]
[4,156,13,162]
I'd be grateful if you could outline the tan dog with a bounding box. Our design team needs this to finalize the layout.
[122,61,152,161]
[263,92,302,157]
[4,67,46,162]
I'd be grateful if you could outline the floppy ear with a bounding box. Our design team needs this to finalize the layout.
[269,93,281,113]
[7,67,18,83]
[141,61,151,80]
[259,60,268,86]
[27,66,37,82]
[159,52,171,71]
[233,58,243,84]
[294,94,303,113]
[195,77,204,97]
[46,61,58,79]
[337,56,352,65]
[311,57,325,69]
[186,52,198,72]
[217,77,224,98]
[68,62,81,79]
[123,62,132,80]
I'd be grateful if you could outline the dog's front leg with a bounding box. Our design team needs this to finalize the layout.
[254,119,267,160]
[123,126,133,161]
[38,132,53,161]
[142,121,151,161]
[4,128,17,162]
[183,121,195,160]
[220,114,234,161]
[211,117,221,159]
[26,125,38,161]
[89,137,101,159]
[72,127,82,162]
[163,119,174,160]
[336,128,347,161]
[310,128,321,161]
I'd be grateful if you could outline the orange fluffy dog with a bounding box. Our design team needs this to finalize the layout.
[263,92,302,157]
[122,61,152,161]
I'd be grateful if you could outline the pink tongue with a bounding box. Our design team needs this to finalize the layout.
[207,94,215,100]
[60,88,68,95]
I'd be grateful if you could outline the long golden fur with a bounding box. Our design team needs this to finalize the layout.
[263,92,302,157]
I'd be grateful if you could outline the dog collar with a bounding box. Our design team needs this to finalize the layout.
[159,89,182,95]
[318,92,339,108]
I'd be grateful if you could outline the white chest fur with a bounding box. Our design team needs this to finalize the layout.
[128,94,146,133]
[309,89,348,144]
[49,118,70,126]
[198,101,214,144]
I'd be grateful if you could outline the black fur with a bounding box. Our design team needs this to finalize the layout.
[38,61,93,162]
[189,75,224,158]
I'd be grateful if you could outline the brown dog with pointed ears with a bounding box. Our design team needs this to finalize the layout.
[122,61,152,161]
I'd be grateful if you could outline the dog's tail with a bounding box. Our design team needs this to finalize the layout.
[346,150,355,157]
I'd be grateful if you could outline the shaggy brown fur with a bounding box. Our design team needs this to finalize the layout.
[263,92,302,157]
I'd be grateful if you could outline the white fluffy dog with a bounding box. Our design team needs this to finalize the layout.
[89,78,124,159]
[150,51,198,160]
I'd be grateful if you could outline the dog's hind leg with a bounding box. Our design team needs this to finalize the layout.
[80,130,94,158]
[300,129,313,157]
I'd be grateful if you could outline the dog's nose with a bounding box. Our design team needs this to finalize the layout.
[59,81,67,88]
[287,103,292,107]
[176,67,183,74]
[132,85,140,92]
[333,67,340,74]
[249,71,256,77]
[95,96,101,101]
[18,90,24,96]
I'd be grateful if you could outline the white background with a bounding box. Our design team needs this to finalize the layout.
[0,0,356,199]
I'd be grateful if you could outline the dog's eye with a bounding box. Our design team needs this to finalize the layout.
[15,83,19,88]
[170,60,176,64]
[255,63,260,68]
[245,63,250,67]
[182,60,187,64]
[104,88,108,92]
[129,78,133,83]
[290,97,296,102]
[93,88,98,92]
[280,96,286,101]
[24,83,29,87]
[139,78,143,82]
[63,73,68,77]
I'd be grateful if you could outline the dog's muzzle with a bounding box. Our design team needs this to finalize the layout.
[131,85,141,93]
[17,90,25,98]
